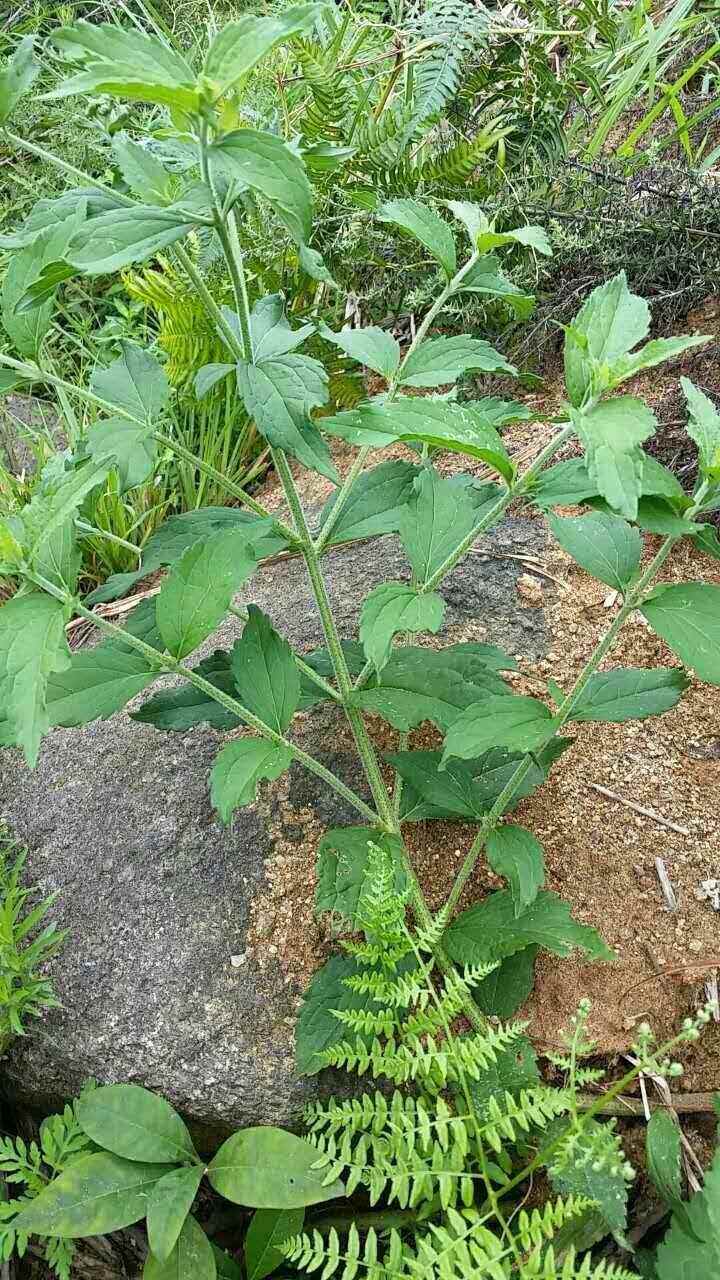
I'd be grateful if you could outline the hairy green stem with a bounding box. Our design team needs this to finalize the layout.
[33,576,379,826]
[272,450,396,828]
[75,519,143,559]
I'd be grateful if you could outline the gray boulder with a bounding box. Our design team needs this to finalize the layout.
[0,522,547,1142]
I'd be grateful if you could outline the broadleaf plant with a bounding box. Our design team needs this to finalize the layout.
[1,20,719,1279]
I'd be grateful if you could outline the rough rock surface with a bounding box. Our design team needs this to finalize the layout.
[0,521,548,1141]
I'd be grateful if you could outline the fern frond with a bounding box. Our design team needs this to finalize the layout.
[125,261,232,387]
[516,1193,594,1253]
[318,1020,526,1086]
[522,1247,640,1279]
[481,1087,573,1153]
[293,36,349,144]
[405,1205,509,1279]
[282,1224,406,1280]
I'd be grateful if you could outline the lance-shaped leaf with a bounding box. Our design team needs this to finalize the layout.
[245,1207,305,1280]
[211,738,293,822]
[377,199,456,278]
[609,335,709,388]
[398,468,481,583]
[209,130,312,245]
[449,205,552,258]
[230,606,299,733]
[157,531,259,658]
[646,1111,683,1208]
[315,828,407,926]
[351,651,482,731]
[398,335,515,387]
[145,1213,216,1280]
[92,342,169,423]
[682,376,720,479]
[641,582,720,686]
[548,511,641,591]
[248,295,314,361]
[88,417,157,492]
[132,651,242,732]
[236,354,336,482]
[12,1152,175,1237]
[564,272,650,408]
[62,202,199,277]
[146,1167,205,1264]
[321,398,513,479]
[320,324,400,379]
[47,646,158,727]
[359,582,444,673]
[554,667,689,723]
[442,694,555,763]
[2,205,86,357]
[318,460,420,545]
[0,592,70,767]
[486,825,546,917]
[78,1083,196,1164]
[50,21,200,112]
[208,1127,344,1208]
[203,6,317,94]
[456,254,534,316]
[0,35,38,125]
[112,134,172,205]
[573,397,656,521]
[89,507,287,605]
[533,452,684,510]
[444,889,614,965]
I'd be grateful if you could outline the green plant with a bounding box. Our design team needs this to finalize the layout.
[0,826,64,1051]
[0,1078,342,1279]
[1,18,720,1273]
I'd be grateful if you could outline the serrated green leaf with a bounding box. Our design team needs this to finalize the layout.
[656,1148,720,1277]
[442,693,555,763]
[377,199,456,278]
[21,456,111,574]
[236,354,335,482]
[550,1122,629,1241]
[210,738,293,822]
[146,1167,205,1264]
[318,460,419,545]
[42,204,198,278]
[247,295,314,360]
[112,134,172,205]
[398,336,515,387]
[467,1035,539,1117]
[92,342,169,424]
[486,825,545,916]
[203,6,317,94]
[78,1084,195,1164]
[89,507,287,604]
[2,205,86,356]
[682,377,720,478]
[450,207,551,257]
[470,948,539,1019]
[132,651,241,732]
[564,272,650,408]
[610,336,709,388]
[245,1207,305,1280]
[388,750,491,821]
[209,131,312,245]
[320,325,400,379]
[230,606,299,733]
[456,255,534,316]
[359,582,444,673]
[321,399,513,479]
[12,1151,175,1237]
[157,531,258,659]
[533,453,684,510]
[315,828,407,926]
[0,35,38,125]
[208,1128,344,1209]
[641,583,720,685]
[444,889,614,964]
[46,646,157,727]
[88,416,157,492]
[351,650,482,731]
[144,1213,216,1280]
[0,592,70,766]
[560,667,689,723]
[50,22,199,112]
[397,469,489,584]
[573,397,656,520]
[548,511,641,590]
